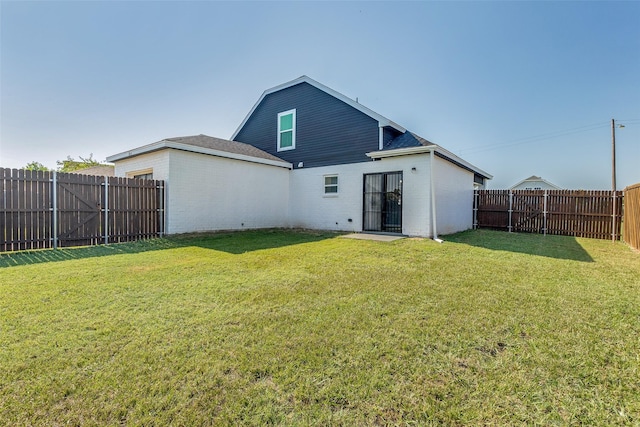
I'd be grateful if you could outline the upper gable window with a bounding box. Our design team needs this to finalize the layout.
[277,109,296,151]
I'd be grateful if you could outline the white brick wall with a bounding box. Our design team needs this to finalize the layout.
[113,150,171,180]
[165,150,289,233]
[113,148,476,237]
[289,154,433,237]
[115,149,289,234]
[433,155,475,235]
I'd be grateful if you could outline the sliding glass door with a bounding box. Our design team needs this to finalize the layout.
[363,172,402,233]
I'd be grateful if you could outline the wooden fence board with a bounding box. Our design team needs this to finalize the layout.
[624,183,640,250]
[11,170,19,250]
[24,170,33,250]
[37,170,50,250]
[57,172,102,247]
[0,168,164,252]
[0,169,5,251]
[474,189,623,240]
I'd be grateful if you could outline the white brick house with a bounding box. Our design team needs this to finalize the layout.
[107,77,491,238]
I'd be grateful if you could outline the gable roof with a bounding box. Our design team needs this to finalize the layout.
[510,175,561,190]
[231,75,406,140]
[107,134,291,168]
[228,75,491,180]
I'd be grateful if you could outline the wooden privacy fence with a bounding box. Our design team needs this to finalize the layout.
[624,183,640,250]
[1,168,165,252]
[473,189,623,240]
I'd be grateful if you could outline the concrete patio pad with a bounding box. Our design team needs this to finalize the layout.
[341,233,405,242]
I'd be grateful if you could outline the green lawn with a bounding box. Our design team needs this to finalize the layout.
[1,229,639,426]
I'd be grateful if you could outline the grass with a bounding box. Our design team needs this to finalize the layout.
[1,229,639,426]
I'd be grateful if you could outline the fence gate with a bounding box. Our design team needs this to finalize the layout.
[473,189,623,240]
[0,168,165,252]
[56,173,105,248]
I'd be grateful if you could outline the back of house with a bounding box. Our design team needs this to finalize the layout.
[108,76,492,237]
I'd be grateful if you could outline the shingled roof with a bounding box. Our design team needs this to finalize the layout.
[369,131,492,180]
[107,134,290,168]
[385,132,435,150]
[163,135,285,163]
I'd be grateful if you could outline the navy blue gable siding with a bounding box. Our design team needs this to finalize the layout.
[233,82,380,168]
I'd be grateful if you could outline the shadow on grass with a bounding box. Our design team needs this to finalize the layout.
[0,229,339,268]
[445,229,594,262]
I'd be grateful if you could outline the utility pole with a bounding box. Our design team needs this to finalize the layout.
[611,119,617,241]
[610,119,625,242]
[611,118,617,192]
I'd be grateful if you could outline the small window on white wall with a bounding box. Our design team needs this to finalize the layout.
[134,172,153,180]
[277,109,296,151]
[127,168,153,180]
[324,175,338,195]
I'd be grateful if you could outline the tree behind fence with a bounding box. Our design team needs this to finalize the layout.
[0,168,165,252]
[473,189,623,240]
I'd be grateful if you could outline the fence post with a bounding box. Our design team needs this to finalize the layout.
[104,177,109,245]
[508,191,513,233]
[473,189,478,230]
[543,190,548,236]
[612,191,616,242]
[52,171,58,249]
[159,181,166,237]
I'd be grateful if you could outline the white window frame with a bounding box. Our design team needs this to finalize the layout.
[126,168,153,180]
[323,174,338,196]
[277,109,296,152]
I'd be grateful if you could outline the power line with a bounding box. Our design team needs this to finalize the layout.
[458,121,611,155]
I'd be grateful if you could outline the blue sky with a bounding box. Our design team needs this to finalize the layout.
[1,1,638,189]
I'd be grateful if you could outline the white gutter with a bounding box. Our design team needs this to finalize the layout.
[366,145,435,159]
[431,145,493,180]
[107,141,293,169]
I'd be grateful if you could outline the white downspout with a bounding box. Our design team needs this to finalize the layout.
[430,150,443,243]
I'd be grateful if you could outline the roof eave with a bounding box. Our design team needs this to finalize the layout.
[107,141,167,162]
[107,141,292,169]
[432,145,493,180]
[366,146,435,159]
[367,145,493,180]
